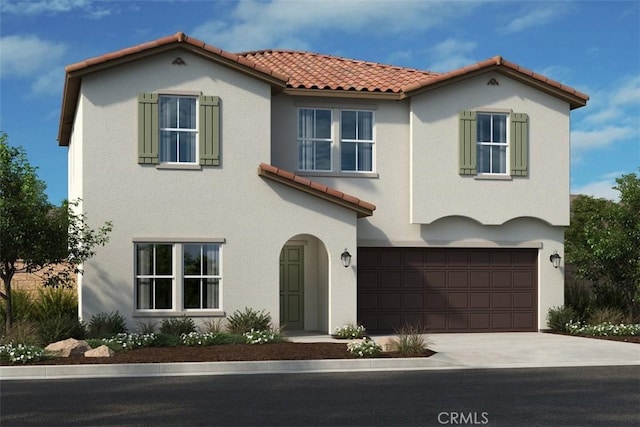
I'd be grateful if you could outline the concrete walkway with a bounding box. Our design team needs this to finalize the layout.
[1,332,638,380]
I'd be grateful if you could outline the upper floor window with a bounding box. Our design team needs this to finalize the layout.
[297,107,375,173]
[477,113,507,174]
[138,93,221,166]
[298,108,332,171]
[459,110,528,177]
[159,96,197,163]
[341,110,374,172]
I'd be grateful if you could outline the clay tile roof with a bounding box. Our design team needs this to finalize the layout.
[403,55,589,109]
[239,50,438,94]
[258,163,375,217]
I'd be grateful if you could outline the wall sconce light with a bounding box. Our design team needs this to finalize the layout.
[341,249,352,268]
[549,251,561,268]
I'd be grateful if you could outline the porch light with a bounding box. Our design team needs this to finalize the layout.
[549,251,561,268]
[341,249,352,268]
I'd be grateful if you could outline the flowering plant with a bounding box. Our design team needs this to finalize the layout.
[566,321,640,336]
[93,333,157,351]
[0,343,46,365]
[334,323,366,339]
[243,329,281,344]
[347,338,381,358]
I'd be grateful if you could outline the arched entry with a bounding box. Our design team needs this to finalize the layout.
[279,234,329,332]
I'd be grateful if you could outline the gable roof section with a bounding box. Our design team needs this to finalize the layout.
[258,163,375,218]
[403,56,589,109]
[58,32,288,146]
[239,50,437,97]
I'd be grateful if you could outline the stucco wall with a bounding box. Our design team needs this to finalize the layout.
[71,50,359,332]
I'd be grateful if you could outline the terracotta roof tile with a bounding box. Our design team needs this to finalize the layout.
[258,163,375,217]
[239,50,438,93]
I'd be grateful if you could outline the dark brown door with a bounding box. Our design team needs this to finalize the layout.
[357,248,537,333]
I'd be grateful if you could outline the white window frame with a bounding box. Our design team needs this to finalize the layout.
[340,109,375,172]
[135,243,175,311]
[182,243,222,310]
[159,95,198,164]
[134,240,224,315]
[476,112,509,175]
[297,108,333,171]
[296,107,376,174]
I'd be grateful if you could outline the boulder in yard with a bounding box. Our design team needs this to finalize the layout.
[84,345,114,358]
[45,338,92,357]
[376,337,397,352]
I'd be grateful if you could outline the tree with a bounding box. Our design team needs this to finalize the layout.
[0,133,112,333]
[565,170,640,321]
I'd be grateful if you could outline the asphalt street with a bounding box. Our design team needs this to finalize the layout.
[1,366,638,426]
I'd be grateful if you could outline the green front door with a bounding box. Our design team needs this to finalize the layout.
[280,246,304,330]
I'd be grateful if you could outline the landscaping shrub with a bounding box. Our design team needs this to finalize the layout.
[152,333,181,347]
[89,333,157,351]
[567,321,640,337]
[37,314,86,344]
[34,287,78,320]
[160,317,196,336]
[200,318,224,333]
[0,289,36,324]
[389,324,430,356]
[546,306,579,332]
[0,320,40,346]
[135,320,158,334]
[347,338,381,358]
[564,279,593,322]
[588,307,626,326]
[243,328,284,344]
[87,311,127,338]
[181,331,246,346]
[226,308,272,335]
[0,343,46,365]
[334,323,366,339]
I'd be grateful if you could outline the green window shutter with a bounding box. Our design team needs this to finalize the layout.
[510,113,529,177]
[459,110,477,175]
[199,95,220,166]
[138,93,159,164]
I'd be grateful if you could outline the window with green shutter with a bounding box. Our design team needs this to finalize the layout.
[138,93,220,166]
[458,110,528,177]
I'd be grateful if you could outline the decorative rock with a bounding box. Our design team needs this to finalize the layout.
[376,337,397,352]
[84,345,114,358]
[45,338,92,357]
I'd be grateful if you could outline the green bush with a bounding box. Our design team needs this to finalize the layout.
[160,317,196,336]
[0,289,36,324]
[34,287,77,320]
[226,308,272,335]
[135,320,158,334]
[334,323,366,339]
[547,306,579,332]
[87,311,127,338]
[200,318,224,333]
[243,329,285,344]
[152,333,180,347]
[389,324,430,356]
[0,320,40,346]
[564,280,593,322]
[567,321,640,336]
[37,315,86,344]
[588,307,627,325]
[347,338,381,358]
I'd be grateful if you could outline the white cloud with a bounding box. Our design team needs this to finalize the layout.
[1,0,90,15]
[572,176,622,201]
[426,38,477,72]
[31,67,65,96]
[571,126,636,151]
[0,35,67,78]
[502,3,569,33]
[192,0,476,52]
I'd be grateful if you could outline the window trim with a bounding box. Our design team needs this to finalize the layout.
[340,109,375,173]
[476,112,509,176]
[296,106,376,175]
[297,107,333,172]
[159,95,199,165]
[182,243,222,311]
[133,240,224,315]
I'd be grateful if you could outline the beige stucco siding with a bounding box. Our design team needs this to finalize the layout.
[71,50,359,332]
[410,72,571,226]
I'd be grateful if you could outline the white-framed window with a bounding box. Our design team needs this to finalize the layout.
[159,95,197,163]
[477,113,508,174]
[183,244,221,310]
[298,108,332,171]
[341,110,374,172]
[297,107,375,173]
[135,243,174,310]
[135,242,222,311]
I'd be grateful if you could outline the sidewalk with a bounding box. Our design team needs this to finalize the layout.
[1,332,638,380]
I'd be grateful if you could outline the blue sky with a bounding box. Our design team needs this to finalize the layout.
[1,0,638,204]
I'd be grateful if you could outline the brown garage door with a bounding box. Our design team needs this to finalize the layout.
[357,247,538,333]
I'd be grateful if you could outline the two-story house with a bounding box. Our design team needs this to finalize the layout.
[58,32,588,334]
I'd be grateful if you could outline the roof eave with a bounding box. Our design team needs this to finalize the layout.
[283,87,403,100]
[402,65,588,110]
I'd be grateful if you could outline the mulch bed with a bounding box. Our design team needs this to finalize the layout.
[21,342,436,366]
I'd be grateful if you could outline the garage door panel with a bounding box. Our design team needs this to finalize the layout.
[358,248,538,333]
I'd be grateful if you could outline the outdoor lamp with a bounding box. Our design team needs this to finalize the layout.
[549,251,561,268]
[341,249,352,268]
